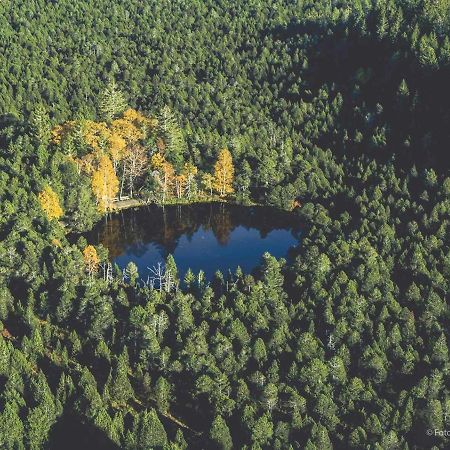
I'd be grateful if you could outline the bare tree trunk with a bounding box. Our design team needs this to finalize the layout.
[120,160,126,199]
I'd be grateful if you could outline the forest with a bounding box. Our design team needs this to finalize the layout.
[0,0,450,448]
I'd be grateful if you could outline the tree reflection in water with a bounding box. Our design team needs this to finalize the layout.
[83,203,302,279]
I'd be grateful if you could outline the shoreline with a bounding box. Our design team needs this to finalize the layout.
[109,195,256,212]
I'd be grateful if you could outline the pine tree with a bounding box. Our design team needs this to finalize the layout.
[431,333,448,364]
[210,415,233,450]
[253,338,267,365]
[0,402,24,448]
[174,429,188,449]
[251,413,273,446]
[99,80,127,122]
[261,383,278,412]
[418,35,438,68]
[261,252,284,292]
[26,405,55,450]
[155,376,171,413]
[165,254,179,289]
[137,409,168,448]
[124,261,139,285]
[157,106,185,170]
[30,104,51,145]
[110,348,134,405]
[306,424,332,450]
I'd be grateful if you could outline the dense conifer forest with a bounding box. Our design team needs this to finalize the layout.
[0,0,450,448]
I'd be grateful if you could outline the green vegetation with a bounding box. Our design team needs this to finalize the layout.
[0,0,449,448]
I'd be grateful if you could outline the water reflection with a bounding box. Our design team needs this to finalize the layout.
[84,203,302,279]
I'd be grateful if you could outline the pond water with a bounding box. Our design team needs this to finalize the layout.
[84,203,302,281]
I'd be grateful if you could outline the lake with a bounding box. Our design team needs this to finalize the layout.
[84,203,302,281]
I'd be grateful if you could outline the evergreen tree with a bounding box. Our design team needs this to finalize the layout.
[136,409,168,449]
[210,415,233,450]
[99,80,127,122]
[30,104,51,145]
[157,106,185,170]
[110,348,134,405]
[155,376,171,413]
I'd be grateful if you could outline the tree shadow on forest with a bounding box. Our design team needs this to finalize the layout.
[47,411,120,450]
[0,113,23,129]
[266,17,450,169]
[0,113,26,148]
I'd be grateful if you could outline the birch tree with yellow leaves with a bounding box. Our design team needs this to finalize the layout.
[38,186,63,220]
[213,148,234,196]
[91,155,119,211]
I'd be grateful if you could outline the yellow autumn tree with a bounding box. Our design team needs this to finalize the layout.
[51,121,76,145]
[91,154,119,211]
[84,120,111,152]
[122,108,157,130]
[108,132,127,172]
[151,152,166,171]
[38,186,63,220]
[183,162,198,199]
[83,245,99,277]
[213,148,234,196]
[111,117,143,143]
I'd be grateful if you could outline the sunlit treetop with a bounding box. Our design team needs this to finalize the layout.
[38,185,63,220]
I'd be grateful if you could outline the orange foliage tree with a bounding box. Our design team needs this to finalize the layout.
[83,245,99,277]
[123,108,157,129]
[111,118,143,143]
[38,186,63,220]
[150,152,166,171]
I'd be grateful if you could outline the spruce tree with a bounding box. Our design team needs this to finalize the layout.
[210,415,233,450]
[137,409,168,448]
[99,80,127,122]
[110,348,134,405]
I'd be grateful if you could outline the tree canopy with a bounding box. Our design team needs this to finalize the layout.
[0,0,449,449]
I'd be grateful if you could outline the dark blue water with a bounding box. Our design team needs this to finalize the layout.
[85,203,302,280]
